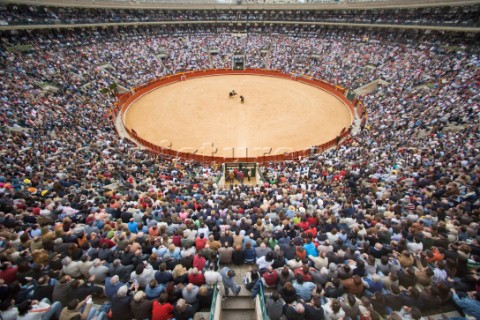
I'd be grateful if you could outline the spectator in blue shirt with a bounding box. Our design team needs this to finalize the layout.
[293,274,316,302]
[303,238,318,258]
[127,218,138,234]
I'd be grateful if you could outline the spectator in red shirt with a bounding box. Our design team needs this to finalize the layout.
[195,234,207,251]
[262,266,279,288]
[0,261,18,284]
[187,268,206,286]
[297,218,309,231]
[294,265,314,282]
[305,225,317,238]
[152,293,174,320]
[193,253,207,271]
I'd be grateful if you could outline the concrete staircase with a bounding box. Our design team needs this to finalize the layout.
[221,286,256,320]
[224,177,257,187]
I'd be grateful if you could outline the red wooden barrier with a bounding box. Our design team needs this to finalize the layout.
[115,69,355,163]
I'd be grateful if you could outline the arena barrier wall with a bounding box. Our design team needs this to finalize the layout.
[112,69,361,164]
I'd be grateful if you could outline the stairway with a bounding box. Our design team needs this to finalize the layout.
[221,286,256,320]
[224,177,257,187]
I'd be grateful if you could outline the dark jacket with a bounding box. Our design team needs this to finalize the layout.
[283,305,305,320]
[173,305,195,320]
[111,294,134,320]
[304,303,324,320]
[52,281,73,307]
[131,299,153,320]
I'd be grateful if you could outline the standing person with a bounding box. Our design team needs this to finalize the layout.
[240,95,245,104]
[220,267,241,298]
[237,170,244,185]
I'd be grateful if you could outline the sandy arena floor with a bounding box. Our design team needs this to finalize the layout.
[124,74,352,158]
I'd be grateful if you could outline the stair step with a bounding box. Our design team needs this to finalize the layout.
[222,296,255,310]
[193,312,211,320]
[236,285,253,297]
[221,309,257,320]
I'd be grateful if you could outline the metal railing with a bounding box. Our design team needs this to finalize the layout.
[209,284,219,320]
[257,282,268,320]
[256,163,267,185]
[214,164,225,186]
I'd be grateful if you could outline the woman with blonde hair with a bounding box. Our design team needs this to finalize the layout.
[172,264,188,284]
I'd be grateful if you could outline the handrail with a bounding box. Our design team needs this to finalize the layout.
[258,281,268,320]
[256,163,267,184]
[115,68,358,164]
[209,284,218,320]
[214,164,224,186]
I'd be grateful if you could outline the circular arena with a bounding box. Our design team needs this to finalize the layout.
[1,2,480,320]
[121,70,353,161]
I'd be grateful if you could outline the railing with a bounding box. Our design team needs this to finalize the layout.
[209,284,222,320]
[113,68,358,163]
[257,282,268,320]
[214,164,225,186]
[209,284,218,320]
[256,163,267,184]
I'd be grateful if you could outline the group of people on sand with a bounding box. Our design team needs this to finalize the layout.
[229,90,245,104]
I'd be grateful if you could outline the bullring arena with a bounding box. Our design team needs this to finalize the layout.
[122,70,353,160]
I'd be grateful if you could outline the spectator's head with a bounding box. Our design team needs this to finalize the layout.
[149,279,157,288]
[199,285,209,296]
[410,307,422,320]
[158,293,168,304]
[0,298,14,312]
[110,275,119,285]
[294,302,305,314]
[271,290,280,301]
[117,285,128,297]
[176,298,187,312]
[266,251,274,262]
[67,299,80,311]
[62,256,72,266]
[136,263,144,275]
[295,273,304,284]
[391,285,400,295]
[92,259,101,267]
[331,299,341,314]
[17,300,32,316]
[134,290,146,302]
[347,293,356,306]
[160,262,167,272]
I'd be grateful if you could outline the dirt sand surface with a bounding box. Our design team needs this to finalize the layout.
[124,74,352,158]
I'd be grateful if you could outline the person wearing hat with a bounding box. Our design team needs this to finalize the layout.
[130,290,152,320]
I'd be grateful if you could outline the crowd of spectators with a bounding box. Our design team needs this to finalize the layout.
[1,4,479,27]
[0,23,479,320]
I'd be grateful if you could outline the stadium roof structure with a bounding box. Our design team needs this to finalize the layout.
[3,0,480,10]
